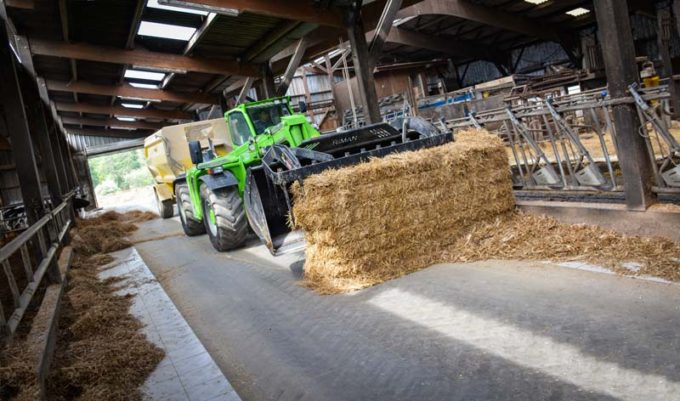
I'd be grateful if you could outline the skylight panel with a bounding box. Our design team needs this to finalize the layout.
[566,7,590,17]
[524,0,549,4]
[147,0,208,15]
[392,16,416,26]
[128,82,159,89]
[137,21,197,41]
[155,0,239,16]
[116,117,136,122]
[121,103,145,109]
[125,69,166,81]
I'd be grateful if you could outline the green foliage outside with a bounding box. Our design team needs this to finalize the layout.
[89,148,153,195]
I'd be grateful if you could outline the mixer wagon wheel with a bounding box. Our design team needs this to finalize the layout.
[159,200,174,219]
[200,184,248,252]
[176,183,206,236]
[155,190,174,219]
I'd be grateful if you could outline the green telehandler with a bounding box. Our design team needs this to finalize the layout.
[175,96,452,255]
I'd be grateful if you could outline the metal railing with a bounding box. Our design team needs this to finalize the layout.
[446,85,679,196]
[0,192,75,338]
[629,85,680,192]
[342,93,413,130]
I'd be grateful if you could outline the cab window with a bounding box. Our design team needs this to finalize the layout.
[228,112,251,146]
[248,103,291,134]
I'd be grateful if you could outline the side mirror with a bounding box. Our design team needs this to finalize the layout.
[189,140,203,165]
[298,100,307,113]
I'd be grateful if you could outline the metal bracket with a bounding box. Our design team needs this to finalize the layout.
[545,98,607,187]
[469,112,482,129]
[630,83,680,150]
[505,108,561,186]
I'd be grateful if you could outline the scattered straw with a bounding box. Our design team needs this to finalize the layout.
[71,210,156,256]
[0,343,38,400]
[445,211,680,281]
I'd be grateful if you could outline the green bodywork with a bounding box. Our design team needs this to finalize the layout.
[184,97,321,221]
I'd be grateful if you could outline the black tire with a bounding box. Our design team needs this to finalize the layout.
[200,184,248,251]
[155,191,174,219]
[176,184,205,236]
[160,200,174,218]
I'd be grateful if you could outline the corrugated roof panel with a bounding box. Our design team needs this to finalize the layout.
[192,13,283,58]
[67,134,135,153]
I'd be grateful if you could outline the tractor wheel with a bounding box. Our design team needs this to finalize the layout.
[200,184,248,252]
[155,190,174,219]
[176,184,205,236]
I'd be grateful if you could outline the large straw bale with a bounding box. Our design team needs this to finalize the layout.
[292,129,515,293]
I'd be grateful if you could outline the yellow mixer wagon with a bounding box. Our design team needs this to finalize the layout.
[144,118,232,218]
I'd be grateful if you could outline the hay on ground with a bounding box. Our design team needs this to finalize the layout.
[47,256,164,401]
[71,210,156,256]
[444,211,680,281]
[0,343,39,401]
[292,129,515,293]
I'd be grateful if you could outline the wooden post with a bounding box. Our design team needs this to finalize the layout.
[325,54,340,127]
[0,20,45,224]
[345,5,381,124]
[20,70,63,206]
[594,0,656,209]
[48,121,70,195]
[301,67,314,120]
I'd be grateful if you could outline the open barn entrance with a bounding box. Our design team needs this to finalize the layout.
[87,148,156,213]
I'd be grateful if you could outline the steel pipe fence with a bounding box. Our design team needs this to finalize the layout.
[0,192,75,339]
[445,85,679,194]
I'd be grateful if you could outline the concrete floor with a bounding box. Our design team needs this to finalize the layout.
[131,217,680,401]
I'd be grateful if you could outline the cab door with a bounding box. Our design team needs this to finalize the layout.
[227,111,252,148]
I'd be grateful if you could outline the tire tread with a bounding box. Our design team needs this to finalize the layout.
[177,184,205,236]
[201,185,248,251]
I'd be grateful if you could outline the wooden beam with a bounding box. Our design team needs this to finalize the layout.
[64,127,150,138]
[374,59,448,72]
[277,37,308,96]
[268,0,423,72]
[235,77,255,105]
[161,12,218,89]
[5,0,33,9]
[368,0,403,65]
[60,116,164,130]
[161,0,343,27]
[55,102,192,120]
[45,80,219,105]
[396,0,558,42]
[244,21,302,63]
[29,39,261,77]
[223,78,249,96]
[126,0,146,49]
